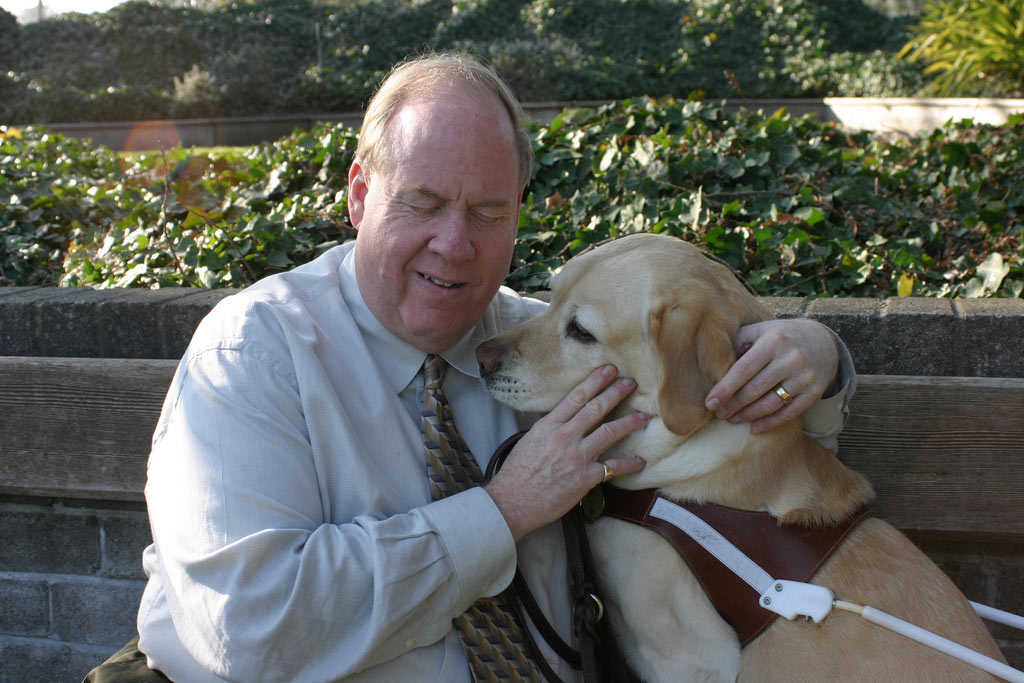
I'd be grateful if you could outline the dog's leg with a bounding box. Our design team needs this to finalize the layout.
[590,517,742,683]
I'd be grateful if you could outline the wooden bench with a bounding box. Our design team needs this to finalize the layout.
[2,356,1022,544]
[2,355,1022,669]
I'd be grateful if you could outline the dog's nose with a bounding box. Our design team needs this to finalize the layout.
[475,338,504,376]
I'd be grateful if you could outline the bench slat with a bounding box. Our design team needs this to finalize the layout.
[1,358,1022,542]
[839,375,1024,540]
[0,356,177,501]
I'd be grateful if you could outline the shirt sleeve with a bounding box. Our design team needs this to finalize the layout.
[144,343,516,681]
[800,328,857,455]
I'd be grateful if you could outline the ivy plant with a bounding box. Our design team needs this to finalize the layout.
[2,97,1021,298]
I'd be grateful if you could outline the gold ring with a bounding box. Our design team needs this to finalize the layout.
[601,462,615,483]
[775,384,794,405]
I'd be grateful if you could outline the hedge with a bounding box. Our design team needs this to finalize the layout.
[0,0,923,125]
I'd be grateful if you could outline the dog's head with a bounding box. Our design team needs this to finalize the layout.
[478,233,772,443]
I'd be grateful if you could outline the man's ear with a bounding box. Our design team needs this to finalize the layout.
[347,160,369,229]
[654,304,738,437]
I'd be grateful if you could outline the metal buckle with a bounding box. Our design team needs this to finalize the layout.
[584,592,605,622]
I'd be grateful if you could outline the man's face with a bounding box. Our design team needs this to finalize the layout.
[348,87,523,353]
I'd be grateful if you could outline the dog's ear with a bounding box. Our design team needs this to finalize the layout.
[653,303,739,437]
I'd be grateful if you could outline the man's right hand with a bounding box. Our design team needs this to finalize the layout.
[483,364,648,541]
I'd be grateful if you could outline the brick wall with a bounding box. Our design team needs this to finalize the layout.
[0,497,149,682]
[1,288,1022,680]
[912,535,1024,670]
[3,504,1020,680]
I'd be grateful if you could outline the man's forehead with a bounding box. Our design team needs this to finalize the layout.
[393,86,513,141]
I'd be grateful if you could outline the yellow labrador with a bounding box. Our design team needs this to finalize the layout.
[477,233,1004,682]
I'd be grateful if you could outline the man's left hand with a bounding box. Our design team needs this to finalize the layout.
[703,319,840,434]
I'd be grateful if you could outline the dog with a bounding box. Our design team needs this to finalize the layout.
[477,233,1005,681]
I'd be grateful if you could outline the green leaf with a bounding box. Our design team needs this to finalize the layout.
[977,252,1010,293]
[794,207,825,226]
[266,250,292,268]
[774,144,800,169]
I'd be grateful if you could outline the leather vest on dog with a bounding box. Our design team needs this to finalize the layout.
[600,486,871,646]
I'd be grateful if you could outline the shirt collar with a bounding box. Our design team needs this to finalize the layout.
[340,245,486,394]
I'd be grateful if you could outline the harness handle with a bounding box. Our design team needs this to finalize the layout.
[835,601,1024,683]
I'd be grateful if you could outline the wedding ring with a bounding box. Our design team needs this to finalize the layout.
[601,462,615,483]
[775,384,794,405]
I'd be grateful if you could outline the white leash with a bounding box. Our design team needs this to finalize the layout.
[648,497,1024,683]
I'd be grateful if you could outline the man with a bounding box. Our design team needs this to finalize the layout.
[90,52,853,682]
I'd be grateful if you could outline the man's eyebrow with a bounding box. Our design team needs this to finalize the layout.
[406,185,444,201]
[474,198,513,209]
[404,185,511,208]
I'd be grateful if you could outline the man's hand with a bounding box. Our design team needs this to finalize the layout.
[704,319,840,434]
[484,365,648,541]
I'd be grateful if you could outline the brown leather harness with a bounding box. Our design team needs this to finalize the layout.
[601,486,871,645]
[487,431,870,680]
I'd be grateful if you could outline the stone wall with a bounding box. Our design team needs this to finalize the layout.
[0,497,148,682]
[39,98,1024,151]
[1,287,1022,681]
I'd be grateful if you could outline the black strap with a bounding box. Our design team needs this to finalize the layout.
[564,498,640,683]
[485,431,639,683]
[562,505,601,681]
[512,568,582,668]
[486,431,576,683]
[507,570,575,683]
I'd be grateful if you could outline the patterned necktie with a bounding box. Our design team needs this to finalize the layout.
[420,354,543,682]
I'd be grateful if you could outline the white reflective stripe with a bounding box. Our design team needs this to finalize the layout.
[649,497,775,595]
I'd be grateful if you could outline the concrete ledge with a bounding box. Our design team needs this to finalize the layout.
[792,296,1024,378]
[2,287,1022,377]
[820,97,1024,135]
[0,287,234,359]
[41,112,366,151]
[34,98,1024,151]
[728,97,1024,136]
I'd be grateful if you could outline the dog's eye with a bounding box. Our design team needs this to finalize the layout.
[566,318,597,344]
